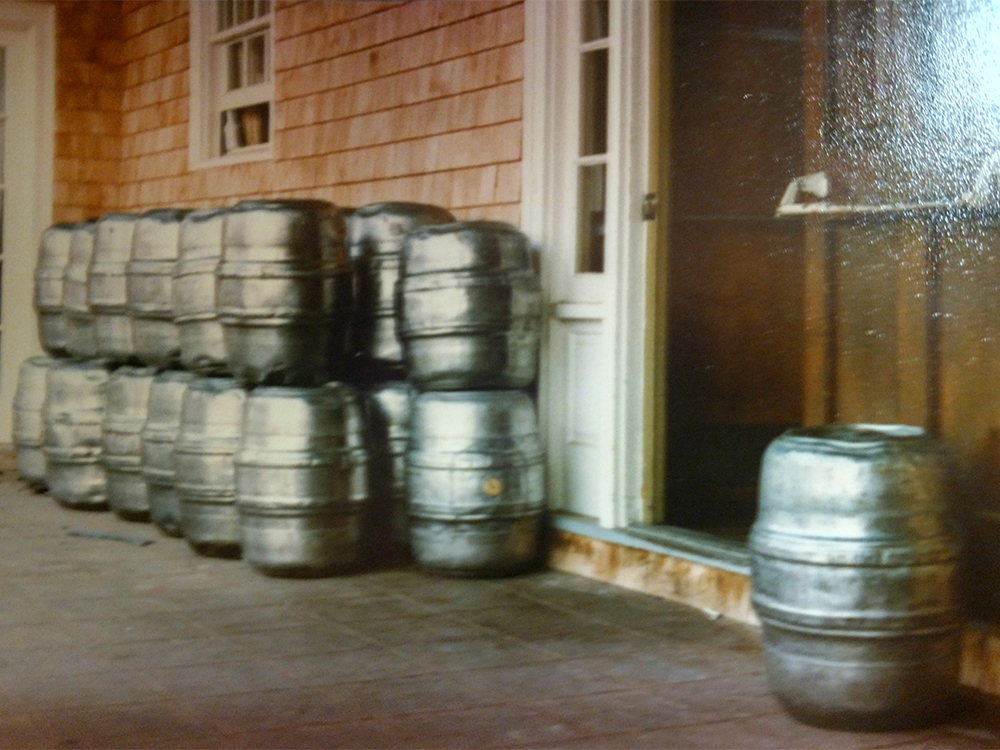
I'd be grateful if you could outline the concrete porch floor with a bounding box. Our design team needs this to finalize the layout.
[2,464,1000,749]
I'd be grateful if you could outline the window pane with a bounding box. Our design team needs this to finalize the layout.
[258,0,270,17]
[227,41,243,91]
[237,0,254,25]
[576,163,606,273]
[580,48,609,156]
[247,33,266,86]
[582,0,610,42]
[221,104,270,154]
[218,0,234,32]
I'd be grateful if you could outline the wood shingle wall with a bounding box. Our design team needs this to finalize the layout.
[53,0,524,224]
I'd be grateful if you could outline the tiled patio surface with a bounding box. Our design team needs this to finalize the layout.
[1,460,999,749]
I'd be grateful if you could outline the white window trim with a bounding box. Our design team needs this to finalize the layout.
[188,0,274,170]
[522,0,651,528]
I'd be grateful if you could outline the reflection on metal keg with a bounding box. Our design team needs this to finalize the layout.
[34,224,75,356]
[141,369,195,536]
[236,386,361,576]
[103,366,156,521]
[398,221,542,390]
[407,390,546,577]
[14,356,55,489]
[91,213,138,363]
[44,359,110,508]
[176,377,247,557]
[174,208,229,375]
[127,209,191,367]
[217,200,351,386]
[750,424,961,730]
[62,222,99,361]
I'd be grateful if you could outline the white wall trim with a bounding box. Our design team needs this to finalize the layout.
[0,1,55,442]
[521,0,651,528]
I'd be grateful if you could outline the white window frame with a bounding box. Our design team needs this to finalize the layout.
[522,0,651,528]
[189,0,274,169]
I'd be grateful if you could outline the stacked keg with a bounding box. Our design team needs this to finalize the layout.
[18,198,546,583]
[397,221,545,577]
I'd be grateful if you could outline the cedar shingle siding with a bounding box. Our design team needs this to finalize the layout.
[54,0,524,224]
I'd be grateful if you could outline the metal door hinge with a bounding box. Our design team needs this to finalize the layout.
[642,193,658,221]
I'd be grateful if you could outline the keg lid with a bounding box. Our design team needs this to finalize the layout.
[346,202,455,255]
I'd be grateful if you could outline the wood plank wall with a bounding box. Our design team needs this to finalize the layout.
[53,0,524,224]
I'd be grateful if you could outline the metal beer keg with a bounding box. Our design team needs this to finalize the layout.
[398,221,542,390]
[102,366,156,521]
[750,424,961,730]
[33,223,75,356]
[62,221,99,361]
[43,359,110,508]
[347,202,454,373]
[174,208,229,375]
[90,213,138,363]
[407,390,546,577]
[235,386,360,576]
[366,381,414,557]
[14,356,55,489]
[140,369,195,536]
[127,208,191,367]
[176,377,247,557]
[217,200,351,386]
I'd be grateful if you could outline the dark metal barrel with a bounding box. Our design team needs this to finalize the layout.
[398,221,542,390]
[33,224,75,356]
[127,208,191,367]
[62,221,99,361]
[347,202,454,374]
[217,200,351,386]
[43,359,110,509]
[90,213,138,363]
[366,381,414,558]
[176,377,247,557]
[407,390,546,577]
[749,424,961,730]
[14,356,55,489]
[140,369,195,536]
[102,366,156,521]
[235,386,360,576]
[174,208,229,375]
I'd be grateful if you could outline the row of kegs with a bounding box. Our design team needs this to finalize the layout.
[33,199,541,388]
[18,199,546,577]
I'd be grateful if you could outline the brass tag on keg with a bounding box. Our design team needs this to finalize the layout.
[483,477,503,497]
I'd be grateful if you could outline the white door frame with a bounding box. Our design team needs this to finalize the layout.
[522,0,652,528]
[0,2,55,443]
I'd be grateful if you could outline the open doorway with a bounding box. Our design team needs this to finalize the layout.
[662,1,808,542]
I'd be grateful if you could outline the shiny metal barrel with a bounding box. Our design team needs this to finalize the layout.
[347,202,454,372]
[407,390,545,577]
[366,381,414,558]
[174,208,229,375]
[235,386,360,576]
[62,221,99,361]
[176,377,247,557]
[398,221,542,390]
[90,213,138,363]
[749,424,961,731]
[33,223,75,356]
[140,369,195,536]
[127,208,191,367]
[43,359,109,509]
[14,356,55,489]
[102,366,156,521]
[217,200,351,386]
